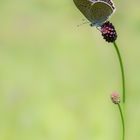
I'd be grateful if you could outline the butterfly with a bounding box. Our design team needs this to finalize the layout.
[73,0,115,27]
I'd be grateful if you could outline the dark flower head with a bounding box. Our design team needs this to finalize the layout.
[100,21,117,43]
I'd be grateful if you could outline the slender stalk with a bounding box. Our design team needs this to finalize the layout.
[118,104,125,140]
[113,42,125,103]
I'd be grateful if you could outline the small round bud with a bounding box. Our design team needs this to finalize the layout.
[100,21,117,43]
[111,92,120,104]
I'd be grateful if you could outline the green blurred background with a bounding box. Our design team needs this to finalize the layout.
[0,0,140,140]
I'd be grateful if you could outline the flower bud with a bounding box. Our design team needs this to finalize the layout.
[111,92,120,104]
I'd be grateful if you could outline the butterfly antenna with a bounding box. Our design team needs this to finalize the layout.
[77,21,90,27]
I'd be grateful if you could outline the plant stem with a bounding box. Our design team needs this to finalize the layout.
[118,104,125,140]
[113,42,125,103]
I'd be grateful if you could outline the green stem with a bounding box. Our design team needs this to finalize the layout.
[113,42,125,103]
[118,104,125,140]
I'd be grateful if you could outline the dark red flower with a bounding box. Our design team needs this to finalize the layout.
[100,21,117,43]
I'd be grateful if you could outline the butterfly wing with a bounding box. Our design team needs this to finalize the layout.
[73,0,115,26]
[90,1,114,26]
[73,0,94,22]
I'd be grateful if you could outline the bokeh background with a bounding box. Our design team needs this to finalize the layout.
[0,0,140,140]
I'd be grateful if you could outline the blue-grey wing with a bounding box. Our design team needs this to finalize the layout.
[73,0,94,22]
[73,0,115,26]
